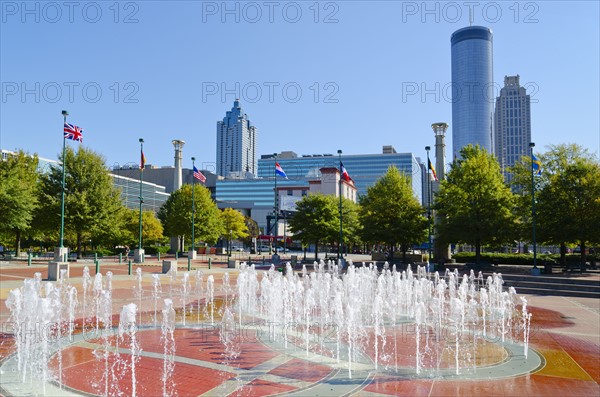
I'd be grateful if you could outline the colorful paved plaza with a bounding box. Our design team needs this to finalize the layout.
[1,260,598,396]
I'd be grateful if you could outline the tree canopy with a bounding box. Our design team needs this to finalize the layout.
[511,144,600,263]
[121,209,164,248]
[288,193,338,260]
[221,208,249,254]
[359,165,427,260]
[157,184,223,246]
[435,145,516,263]
[37,146,124,257]
[0,151,39,255]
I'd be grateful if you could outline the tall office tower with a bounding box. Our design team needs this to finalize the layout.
[494,75,531,183]
[216,99,257,177]
[451,26,494,159]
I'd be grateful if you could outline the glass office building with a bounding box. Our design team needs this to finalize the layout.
[216,150,423,231]
[257,152,422,200]
[494,75,531,183]
[216,99,258,177]
[451,26,494,159]
[110,174,170,213]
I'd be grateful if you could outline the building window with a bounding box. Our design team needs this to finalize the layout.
[301,190,308,196]
[287,189,293,196]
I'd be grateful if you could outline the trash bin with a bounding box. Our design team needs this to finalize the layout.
[544,261,552,274]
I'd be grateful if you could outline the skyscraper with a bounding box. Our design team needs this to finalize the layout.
[451,26,494,159]
[494,75,532,182]
[216,99,257,177]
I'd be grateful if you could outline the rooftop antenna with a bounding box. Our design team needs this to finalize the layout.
[469,7,473,26]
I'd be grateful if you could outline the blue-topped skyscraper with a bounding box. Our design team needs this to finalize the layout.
[216,99,257,177]
[451,26,494,159]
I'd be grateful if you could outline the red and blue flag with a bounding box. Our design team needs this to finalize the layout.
[340,162,351,181]
[193,166,207,183]
[64,123,83,142]
[275,162,288,179]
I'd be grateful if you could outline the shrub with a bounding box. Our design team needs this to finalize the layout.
[451,252,554,265]
[144,245,170,255]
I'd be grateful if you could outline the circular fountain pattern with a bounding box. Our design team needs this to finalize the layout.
[1,262,541,396]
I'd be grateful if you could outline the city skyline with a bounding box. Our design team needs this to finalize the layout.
[1,2,598,169]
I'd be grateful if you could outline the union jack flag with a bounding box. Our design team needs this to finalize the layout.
[64,123,83,142]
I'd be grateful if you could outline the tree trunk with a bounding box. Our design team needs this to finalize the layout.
[14,229,21,257]
[475,240,481,264]
[314,240,319,261]
[77,233,82,259]
[560,242,567,266]
[581,241,586,266]
[401,243,407,264]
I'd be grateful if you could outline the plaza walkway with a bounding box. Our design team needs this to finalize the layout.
[0,259,598,396]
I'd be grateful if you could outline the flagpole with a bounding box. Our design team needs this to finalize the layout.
[425,146,432,265]
[273,153,278,253]
[59,110,68,258]
[337,149,343,261]
[529,142,537,268]
[191,157,196,255]
[138,138,144,262]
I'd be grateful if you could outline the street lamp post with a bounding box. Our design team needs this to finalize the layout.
[425,146,432,265]
[337,149,343,261]
[529,142,537,269]
[136,138,145,263]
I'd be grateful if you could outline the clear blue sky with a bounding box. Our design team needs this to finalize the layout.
[1,1,598,171]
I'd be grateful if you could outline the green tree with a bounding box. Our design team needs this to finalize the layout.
[37,147,124,258]
[242,216,260,248]
[511,144,600,264]
[0,151,39,256]
[436,145,516,263]
[338,198,361,254]
[157,184,223,247]
[121,209,164,247]
[552,161,600,263]
[221,208,249,255]
[288,193,338,260]
[359,165,427,262]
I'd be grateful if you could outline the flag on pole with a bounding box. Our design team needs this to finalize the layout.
[532,154,542,176]
[64,123,83,142]
[275,162,288,179]
[140,150,146,170]
[340,162,351,181]
[428,159,438,181]
[193,166,207,183]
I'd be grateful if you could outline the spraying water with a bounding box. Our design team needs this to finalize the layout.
[161,298,176,397]
[181,272,190,326]
[152,274,162,326]
[119,303,140,397]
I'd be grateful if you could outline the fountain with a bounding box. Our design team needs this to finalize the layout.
[1,260,539,397]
